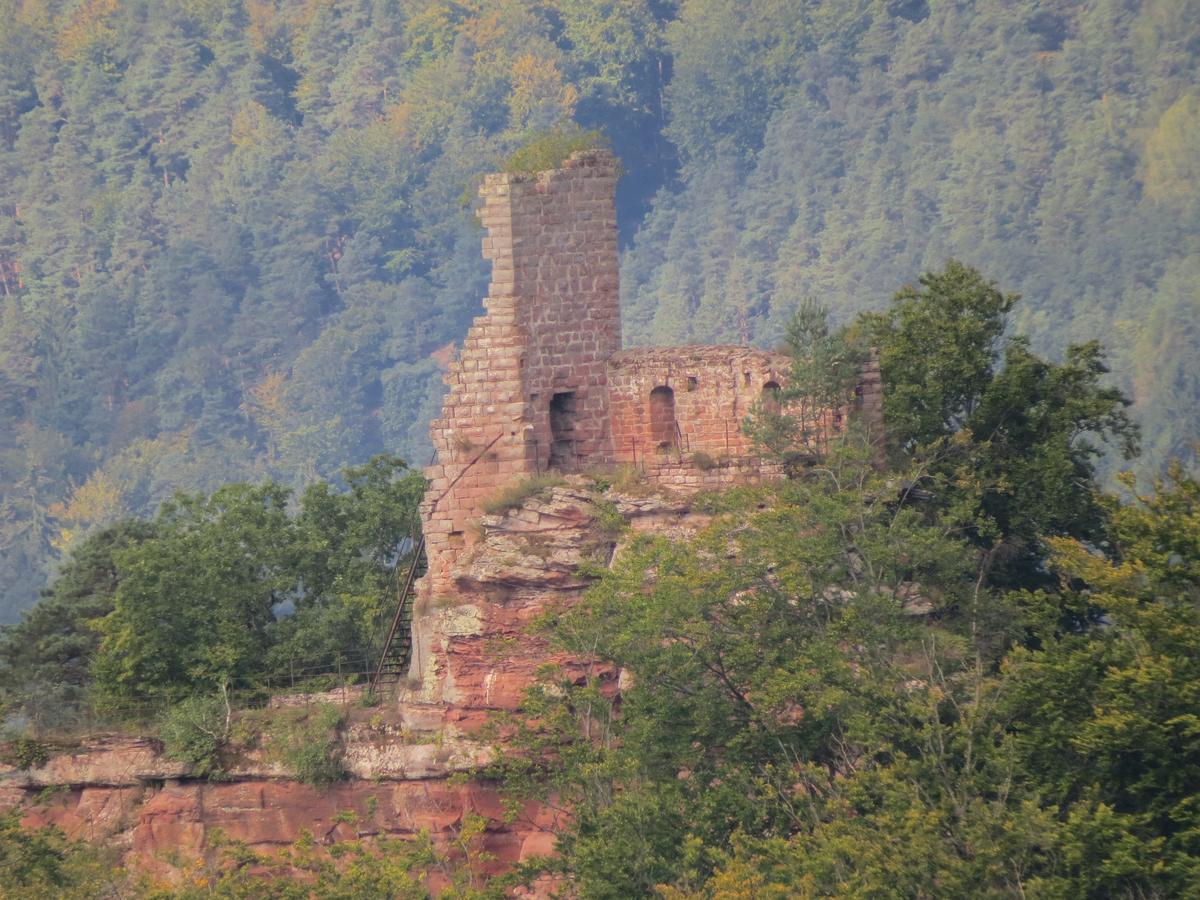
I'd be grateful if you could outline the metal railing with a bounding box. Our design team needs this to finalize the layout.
[364,430,506,698]
[367,534,425,696]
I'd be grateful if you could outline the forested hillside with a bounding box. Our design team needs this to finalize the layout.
[4,264,1197,898]
[1,0,1198,616]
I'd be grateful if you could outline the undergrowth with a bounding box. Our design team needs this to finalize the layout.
[159,695,229,779]
[2,736,49,771]
[265,703,346,788]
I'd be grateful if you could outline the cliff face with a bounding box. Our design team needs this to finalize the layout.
[1,477,712,886]
[1,713,534,880]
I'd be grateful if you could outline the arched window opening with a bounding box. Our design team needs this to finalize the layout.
[649,385,677,449]
[762,381,782,416]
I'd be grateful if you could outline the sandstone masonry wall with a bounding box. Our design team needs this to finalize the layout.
[411,150,885,700]
[420,150,621,599]
[607,346,790,465]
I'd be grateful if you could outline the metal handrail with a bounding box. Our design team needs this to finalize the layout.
[366,430,506,696]
[367,534,425,695]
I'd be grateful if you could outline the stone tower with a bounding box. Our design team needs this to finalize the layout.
[419,150,621,599]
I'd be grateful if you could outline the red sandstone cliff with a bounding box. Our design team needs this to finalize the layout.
[1,477,715,890]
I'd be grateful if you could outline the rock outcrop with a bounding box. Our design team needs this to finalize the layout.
[1,476,711,889]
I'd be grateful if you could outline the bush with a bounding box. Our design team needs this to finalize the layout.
[267,703,345,788]
[503,124,614,175]
[585,464,647,494]
[159,695,229,779]
[3,737,49,771]
[482,474,566,515]
[590,499,627,536]
[0,808,121,893]
[691,451,719,471]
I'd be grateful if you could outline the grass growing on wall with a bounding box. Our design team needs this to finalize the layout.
[482,474,567,515]
[503,124,616,176]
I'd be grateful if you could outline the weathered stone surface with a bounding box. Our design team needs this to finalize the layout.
[407,477,639,713]
[420,150,623,600]
[0,736,188,787]
[453,487,606,591]
[20,785,143,842]
[607,345,790,469]
[340,726,493,779]
[9,762,565,881]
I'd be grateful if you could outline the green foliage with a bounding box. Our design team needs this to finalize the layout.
[1,456,422,726]
[2,737,49,771]
[271,455,425,670]
[482,474,566,516]
[0,0,670,617]
[2,0,1197,619]
[861,261,1017,450]
[0,4,1197,893]
[745,298,862,466]
[748,264,1137,592]
[496,458,1200,897]
[157,822,510,899]
[620,0,1200,479]
[0,810,119,897]
[502,124,614,176]
[585,464,650,495]
[0,521,155,725]
[858,261,1139,588]
[494,401,1199,895]
[996,464,1200,898]
[689,485,769,515]
[588,498,626,536]
[157,694,229,780]
[266,703,345,789]
[91,483,297,704]
[497,436,988,895]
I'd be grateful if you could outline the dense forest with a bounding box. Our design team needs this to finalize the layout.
[2,263,1197,897]
[0,1,1197,619]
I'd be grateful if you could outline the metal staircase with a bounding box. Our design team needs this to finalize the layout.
[367,430,505,697]
[368,535,426,693]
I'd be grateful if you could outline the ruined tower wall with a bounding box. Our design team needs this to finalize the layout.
[607,346,791,465]
[513,152,622,472]
[419,150,621,599]
[607,346,886,491]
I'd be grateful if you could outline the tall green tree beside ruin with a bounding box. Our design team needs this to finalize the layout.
[859,261,1139,587]
[91,483,298,703]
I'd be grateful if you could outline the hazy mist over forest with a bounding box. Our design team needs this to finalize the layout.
[2,0,1198,616]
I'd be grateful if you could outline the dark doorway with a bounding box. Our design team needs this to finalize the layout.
[762,381,782,416]
[650,385,677,450]
[549,391,577,470]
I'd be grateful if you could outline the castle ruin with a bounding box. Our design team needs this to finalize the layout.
[411,149,881,698]
[0,150,883,876]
